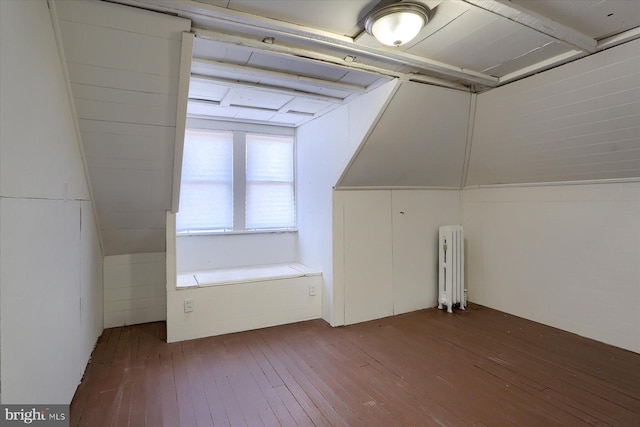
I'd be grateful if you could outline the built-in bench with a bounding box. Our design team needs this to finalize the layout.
[169,263,323,341]
[177,263,321,288]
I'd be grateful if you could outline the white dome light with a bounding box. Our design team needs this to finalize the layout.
[365,2,429,47]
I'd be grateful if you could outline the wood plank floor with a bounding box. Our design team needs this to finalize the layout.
[70,304,640,426]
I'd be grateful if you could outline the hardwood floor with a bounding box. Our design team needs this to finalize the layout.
[70,304,640,426]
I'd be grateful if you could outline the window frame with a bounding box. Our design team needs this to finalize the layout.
[177,118,297,236]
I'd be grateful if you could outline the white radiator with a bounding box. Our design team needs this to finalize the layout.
[438,225,465,313]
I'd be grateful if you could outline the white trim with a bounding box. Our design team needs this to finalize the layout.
[598,27,640,49]
[171,32,195,213]
[232,130,246,231]
[193,28,500,88]
[461,93,477,188]
[497,49,585,85]
[335,186,462,191]
[177,228,298,237]
[334,79,402,188]
[463,177,640,190]
[186,118,295,135]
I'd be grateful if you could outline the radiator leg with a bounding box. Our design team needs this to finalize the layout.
[447,304,453,314]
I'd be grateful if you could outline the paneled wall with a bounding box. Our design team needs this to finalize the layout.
[466,39,640,185]
[104,253,166,328]
[333,189,461,325]
[462,39,640,353]
[463,183,640,353]
[55,0,191,255]
[0,0,103,404]
[297,80,398,325]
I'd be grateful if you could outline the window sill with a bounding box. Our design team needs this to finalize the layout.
[177,228,298,237]
[176,263,321,289]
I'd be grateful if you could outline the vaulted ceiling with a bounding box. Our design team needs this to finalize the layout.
[54,0,640,255]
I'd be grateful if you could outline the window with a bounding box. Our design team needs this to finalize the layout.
[177,126,295,234]
[246,134,295,229]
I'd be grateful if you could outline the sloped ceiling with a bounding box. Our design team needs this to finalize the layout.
[56,0,191,255]
[337,81,472,188]
[466,39,640,185]
[53,0,640,255]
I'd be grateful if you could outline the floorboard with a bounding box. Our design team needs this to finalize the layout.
[71,304,640,426]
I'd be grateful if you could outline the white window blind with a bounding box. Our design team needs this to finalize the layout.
[246,134,295,229]
[177,130,233,232]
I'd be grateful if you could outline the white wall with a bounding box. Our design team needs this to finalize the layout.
[166,213,321,342]
[338,81,472,188]
[297,79,398,325]
[463,183,640,353]
[176,232,297,273]
[333,189,461,325]
[466,39,640,186]
[103,253,166,328]
[0,0,103,404]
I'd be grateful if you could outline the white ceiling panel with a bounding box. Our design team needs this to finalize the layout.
[247,51,349,81]
[188,80,231,101]
[337,70,382,88]
[225,89,292,109]
[56,0,187,39]
[247,75,352,100]
[67,62,179,94]
[188,100,238,118]
[267,113,311,127]
[482,41,570,76]
[192,37,252,64]
[409,7,499,57]
[192,66,261,84]
[512,0,640,39]
[187,36,388,126]
[411,8,567,76]
[81,131,173,166]
[59,20,182,75]
[233,108,280,122]
[225,0,375,37]
[282,98,333,115]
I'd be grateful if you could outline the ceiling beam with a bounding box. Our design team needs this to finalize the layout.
[462,0,597,53]
[498,50,584,85]
[108,0,499,88]
[190,74,346,104]
[194,28,499,88]
[598,26,640,49]
[191,57,368,94]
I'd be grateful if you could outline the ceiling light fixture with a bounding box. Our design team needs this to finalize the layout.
[365,1,430,47]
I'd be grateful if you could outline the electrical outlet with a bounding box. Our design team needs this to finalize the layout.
[184,298,193,313]
[309,284,317,296]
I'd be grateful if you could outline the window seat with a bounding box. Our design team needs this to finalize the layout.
[177,263,321,288]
